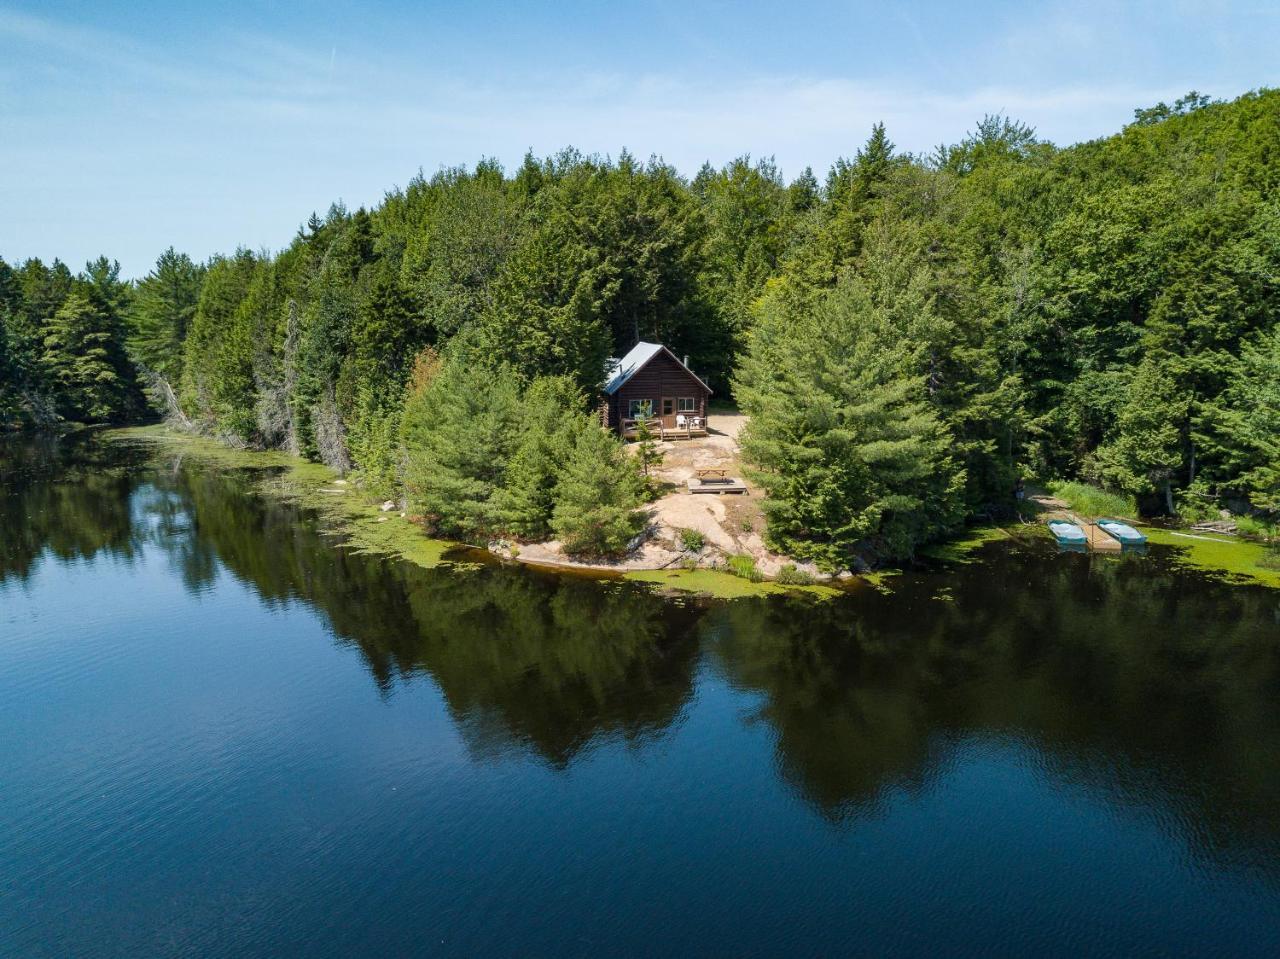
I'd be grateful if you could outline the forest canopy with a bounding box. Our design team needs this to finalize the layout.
[3,88,1278,564]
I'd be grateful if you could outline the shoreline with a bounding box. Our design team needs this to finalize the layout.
[97,424,1280,595]
[101,425,846,600]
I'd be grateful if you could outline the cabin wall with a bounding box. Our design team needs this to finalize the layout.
[607,351,710,430]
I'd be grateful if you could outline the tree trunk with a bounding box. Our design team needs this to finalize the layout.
[1164,479,1175,516]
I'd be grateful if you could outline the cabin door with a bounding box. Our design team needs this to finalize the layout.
[660,397,675,428]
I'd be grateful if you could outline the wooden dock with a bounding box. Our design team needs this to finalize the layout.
[1042,508,1123,553]
[1082,522,1122,552]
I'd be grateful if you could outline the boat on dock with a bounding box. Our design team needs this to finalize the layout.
[1047,519,1088,550]
[1097,518,1148,550]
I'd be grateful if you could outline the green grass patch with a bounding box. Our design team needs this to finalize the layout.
[859,569,901,592]
[342,513,457,568]
[725,553,763,582]
[1144,527,1280,589]
[1046,480,1136,518]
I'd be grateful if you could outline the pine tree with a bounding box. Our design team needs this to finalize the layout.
[476,218,614,391]
[492,376,584,540]
[735,277,966,568]
[551,416,646,557]
[633,416,664,495]
[181,250,258,422]
[10,259,72,402]
[400,164,520,340]
[1200,327,1280,514]
[1093,358,1189,513]
[41,291,135,422]
[787,167,820,213]
[0,307,16,426]
[128,248,203,383]
[0,258,20,423]
[82,256,131,318]
[401,356,521,537]
[697,155,792,369]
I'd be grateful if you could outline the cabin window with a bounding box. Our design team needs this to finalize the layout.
[628,399,654,419]
[661,398,674,416]
[677,397,698,413]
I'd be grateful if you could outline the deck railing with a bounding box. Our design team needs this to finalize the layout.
[621,416,708,440]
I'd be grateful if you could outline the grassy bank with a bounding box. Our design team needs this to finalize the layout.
[103,427,1280,596]
[1035,479,1278,588]
[1045,480,1137,518]
[1144,527,1280,589]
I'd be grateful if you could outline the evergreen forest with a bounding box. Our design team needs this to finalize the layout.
[3,89,1278,566]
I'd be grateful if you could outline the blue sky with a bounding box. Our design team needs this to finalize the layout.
[3,1,1278,277]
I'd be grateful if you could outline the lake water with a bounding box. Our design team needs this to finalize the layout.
[3,433,1280,957]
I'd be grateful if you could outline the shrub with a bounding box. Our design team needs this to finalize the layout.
[1174,486,1220,524]
[678,528,705,552]
[775,563,815,585]
[1046,480,1136,518]
[726,554,762,582]
[1236,515,1277,542]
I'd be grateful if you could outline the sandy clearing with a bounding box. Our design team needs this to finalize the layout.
[507,411,808,576]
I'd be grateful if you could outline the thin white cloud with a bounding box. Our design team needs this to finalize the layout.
[0,3,1267,275]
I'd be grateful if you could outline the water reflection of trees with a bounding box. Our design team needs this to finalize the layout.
[156,461,701,766]
[711,547,1280,871]
[0,434,142,583]
[4,438,702,766]
[9,436,1280,870]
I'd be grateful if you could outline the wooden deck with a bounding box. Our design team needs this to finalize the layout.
[622,418,708,441]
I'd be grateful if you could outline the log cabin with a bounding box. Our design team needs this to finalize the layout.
[601,342,712,439]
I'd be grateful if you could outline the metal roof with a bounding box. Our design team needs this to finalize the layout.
[602,342,664,394]
[602,342,711,395]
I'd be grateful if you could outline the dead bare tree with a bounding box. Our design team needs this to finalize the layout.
[138,365,194,431]
[312,383,351,474]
